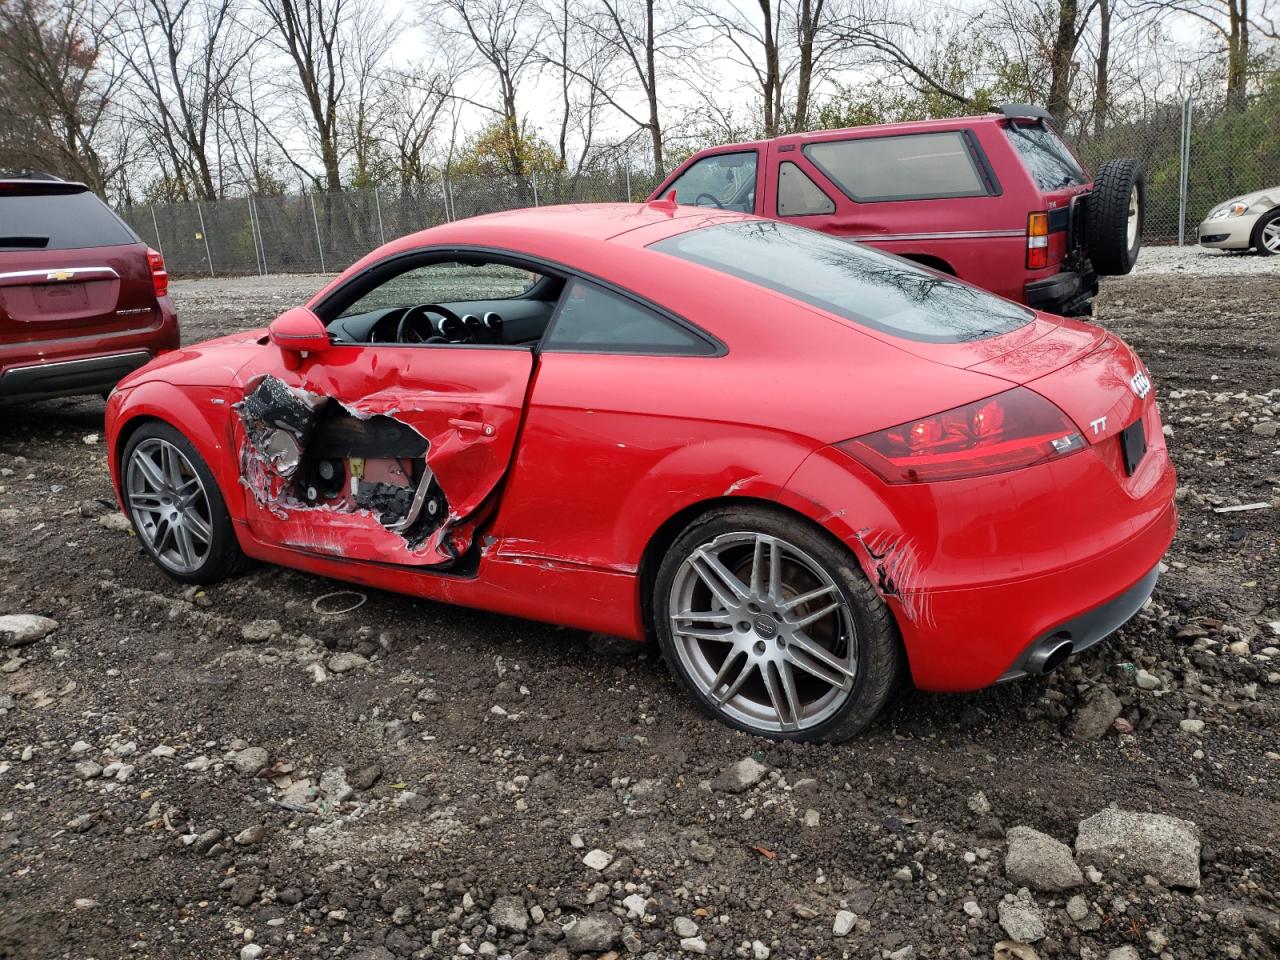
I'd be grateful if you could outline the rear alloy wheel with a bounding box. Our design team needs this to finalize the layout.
[653,507,903,742]
[122,422,246,584]
[1086,158,1145,275]
[1252,209,1280,256]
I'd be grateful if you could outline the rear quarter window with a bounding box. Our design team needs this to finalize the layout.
[804,131,992,202]
[0,189,137,250]
[650,220,1032,344]
[1004,121,1088,190]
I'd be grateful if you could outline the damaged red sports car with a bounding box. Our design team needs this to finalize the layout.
[104,203,1176,741]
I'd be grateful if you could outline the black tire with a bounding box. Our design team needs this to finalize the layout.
[1087,158,1145,275]
[652,505,904,743]
[1250,208,1280,256]
[120,421,248,585]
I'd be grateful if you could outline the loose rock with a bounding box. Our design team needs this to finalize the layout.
[1075,807,1201,888]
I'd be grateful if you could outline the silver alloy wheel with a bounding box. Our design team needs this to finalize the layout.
[668,531,858,733]
[125,438,214,575]
[1263,219,1280,253]
[1126,186,1140,248]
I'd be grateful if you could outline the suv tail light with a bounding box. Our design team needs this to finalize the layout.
[1026,212,1049,268]
[837,387,1085,483]
[146,247,169,299]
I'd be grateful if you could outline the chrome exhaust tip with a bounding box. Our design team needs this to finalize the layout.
[1026,635,1074,675]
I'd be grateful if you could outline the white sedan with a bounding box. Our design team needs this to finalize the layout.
[1197,185,1280,255]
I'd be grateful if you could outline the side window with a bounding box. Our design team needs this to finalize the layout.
[804,131,991,202]
[543,280,716,355]
[664,151,758,213]
[776,162,836,217]
[338,261,541,318]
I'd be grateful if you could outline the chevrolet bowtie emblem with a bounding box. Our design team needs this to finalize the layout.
[46,270,75,281]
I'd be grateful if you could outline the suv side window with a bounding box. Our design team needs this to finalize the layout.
[543,279,716,356]
[776,161,836,216]
[664,151,758,212]
[804,131,991,202]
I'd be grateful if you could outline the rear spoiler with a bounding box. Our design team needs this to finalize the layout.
[995,104,1053,122]
[0,178,88,195]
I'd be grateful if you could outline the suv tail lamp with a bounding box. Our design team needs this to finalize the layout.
[146,247,169,299]
[837,387,1085,483]
[1026,212,1049,269]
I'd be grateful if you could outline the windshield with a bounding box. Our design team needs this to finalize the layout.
[649,220,1033,344]
[1005,121,1088,191]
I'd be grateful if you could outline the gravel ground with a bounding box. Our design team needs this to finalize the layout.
[1131,244,1280,276]
[1,267,1278,960]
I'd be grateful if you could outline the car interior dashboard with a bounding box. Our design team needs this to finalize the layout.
[325,276,566,347]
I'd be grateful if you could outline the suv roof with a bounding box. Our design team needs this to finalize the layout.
[695,106,1057,153]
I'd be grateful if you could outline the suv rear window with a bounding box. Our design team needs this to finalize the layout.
[1004,121,1087,191]
[0,188,137,250]
[650,220,1032,344]
[804,131,990,202]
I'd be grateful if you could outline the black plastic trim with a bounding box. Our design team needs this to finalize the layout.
[0,351,151,401]
[999,563,1160,682]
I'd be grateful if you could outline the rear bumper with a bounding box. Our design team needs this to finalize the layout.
[0,300,178,402]
[0,350,153,401]
[998,562,1160,681]
[1025,269,1098,316]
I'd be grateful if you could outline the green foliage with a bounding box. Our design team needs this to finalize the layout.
[452,120,563,179]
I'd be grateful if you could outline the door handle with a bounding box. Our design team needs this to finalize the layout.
[449,417,495,437]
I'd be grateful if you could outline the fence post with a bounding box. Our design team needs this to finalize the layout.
[309,193,327,273]
[1178,97,1194,247]
[625,167,632,203]
[374,186,386,245]
[443,176,453,222]
[247,197,264,276]
[531,172,539,207]
[149,205,165,256]
[250,196,268,275]
[195,202,214,278]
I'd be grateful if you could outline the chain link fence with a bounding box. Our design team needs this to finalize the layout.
[119,96,1280,277]
[120,169,660,277]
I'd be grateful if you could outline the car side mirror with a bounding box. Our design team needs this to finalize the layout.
[268,307,330,369]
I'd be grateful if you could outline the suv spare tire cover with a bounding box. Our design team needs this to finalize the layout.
[1087,158,1145,275]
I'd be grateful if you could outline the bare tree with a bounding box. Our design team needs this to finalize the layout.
[0,0,126,192]
[427,0,543,184]
[380,65,455,187]
[112,0,255,200]
[1132,0,1277,103]
[253,0,390,191]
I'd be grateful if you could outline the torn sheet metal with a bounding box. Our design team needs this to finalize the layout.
[234,374,456,562]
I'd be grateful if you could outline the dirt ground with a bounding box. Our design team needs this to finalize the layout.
[1,259,1277,960]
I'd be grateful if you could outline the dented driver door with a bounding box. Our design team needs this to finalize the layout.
[232,342,534,568]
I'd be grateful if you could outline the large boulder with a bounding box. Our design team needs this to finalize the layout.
[1075,807,1200,889]
[0,614,58,648]
[1004,826,1084,891]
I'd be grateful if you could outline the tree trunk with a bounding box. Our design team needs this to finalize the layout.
[1046,0,1079,124]
[1091,0,1110,137]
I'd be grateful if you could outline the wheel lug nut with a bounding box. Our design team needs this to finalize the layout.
[753,640,766,654]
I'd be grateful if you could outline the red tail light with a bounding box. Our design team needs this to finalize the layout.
[146,248,168,299]
[1026,211,1049,269]
[837,387,1085,483]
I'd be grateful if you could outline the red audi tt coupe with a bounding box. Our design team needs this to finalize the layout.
[104,203,1176,741]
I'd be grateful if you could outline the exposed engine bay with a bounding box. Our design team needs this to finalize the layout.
[235,375,449,549]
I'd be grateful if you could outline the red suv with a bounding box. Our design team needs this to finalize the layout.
[1,176,178,403]
[651,105,1144,316]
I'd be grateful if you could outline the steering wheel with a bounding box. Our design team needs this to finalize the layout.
[396,303,463,344]
[693,192,725,209]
